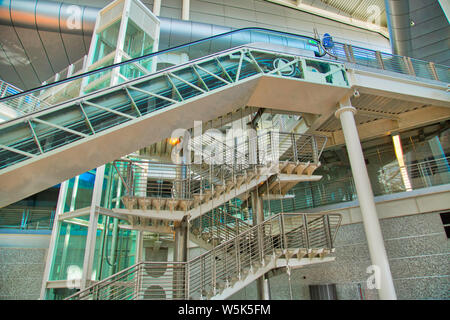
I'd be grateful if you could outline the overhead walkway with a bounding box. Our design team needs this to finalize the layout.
[0,28,449,208]
[65,211,342,300]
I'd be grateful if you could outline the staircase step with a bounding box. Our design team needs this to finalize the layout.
[294,162,309,175]
[201,232,212,242]
[122,196,137,210]
[305,162,321,176]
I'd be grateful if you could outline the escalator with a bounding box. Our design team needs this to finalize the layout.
[0,28,352,207]
[1,26,447,208]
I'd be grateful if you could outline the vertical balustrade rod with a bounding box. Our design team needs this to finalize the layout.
[323,215,333,250]
[302,214,310,249]
[212,248,216,294]
[235,236,240,279]
[185,263,190,299]
[292,133,298,162]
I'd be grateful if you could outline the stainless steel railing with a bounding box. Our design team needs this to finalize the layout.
[66,212,341,300]
[279,156,450,212]
[190,207,252,247]
[0,207,56,230]
[329,42,449,82]
[113,131,327,203]
[0,79,50,117]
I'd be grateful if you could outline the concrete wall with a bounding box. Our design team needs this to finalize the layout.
[229,211,450,300]
[0,232,50,300]
[0,247,48,300]
[0,211,448,300]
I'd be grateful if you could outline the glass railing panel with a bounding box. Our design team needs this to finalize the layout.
[38,78,84,106]
[0,28,320,120]
[328,42,348,61]
[409,58,435,81]
[48,221,89,282]
[350,45,381,69]
[277,157,450,213]
[0,207,56,230]
[1,27,448,125]
[379,52,409,75]
[0,122,41,155]
[434,64,450,83]
[0,148,29,170]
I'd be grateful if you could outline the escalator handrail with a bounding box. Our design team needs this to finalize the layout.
[0,27,323,104]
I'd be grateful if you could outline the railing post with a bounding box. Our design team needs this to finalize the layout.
[212,248,216,294]
[344,44,356,63]
[235,236,241,279]
[323,215,333,250]
[291,133,298,162]
[403,56,416,76]
[135,264,141,300]
[375,51,385,70]
[311,135,319,164]
[185,262,189,299]
[201,257,205,297]
[302,214,310,249]
[428,62,439,81]
[258,224,263,263]
[280,213,288,250]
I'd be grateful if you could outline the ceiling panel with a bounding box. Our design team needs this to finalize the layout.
[0,24,41,89]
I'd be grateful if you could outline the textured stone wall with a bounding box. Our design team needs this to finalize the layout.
[0,248,47,300]
[0,212,447,300]
[229,212,450,300]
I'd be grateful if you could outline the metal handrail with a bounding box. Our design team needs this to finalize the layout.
[190,206,252,247]
[66,211,341,300]
[282,156,450,212]
[1,27,447,120]
[112,131,327,202]
[0,27,322,105]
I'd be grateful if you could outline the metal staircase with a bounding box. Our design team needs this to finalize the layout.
[107,130,327,231]
[189,207,252,250]
[65,211,341,300]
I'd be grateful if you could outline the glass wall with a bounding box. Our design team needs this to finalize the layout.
[44,164,140,299]
[120,20,155,79]
[265,122,450,213]
[0,186,59,230]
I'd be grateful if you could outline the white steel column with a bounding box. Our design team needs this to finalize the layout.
[39,180,69,299]
[153,0,161,16]
[182,0,190,20]
[335,98,397,300]
[251,189,270,300]
[80,165,106,290]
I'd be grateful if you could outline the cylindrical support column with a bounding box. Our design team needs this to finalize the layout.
[174,217,188,299]
[251,190,265,225]
[174,218,188,262]
[153,0,161,16]
[256,274,271,300]
[335,100,397,300]
[182,0,190,20]
[250,189,270,300]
